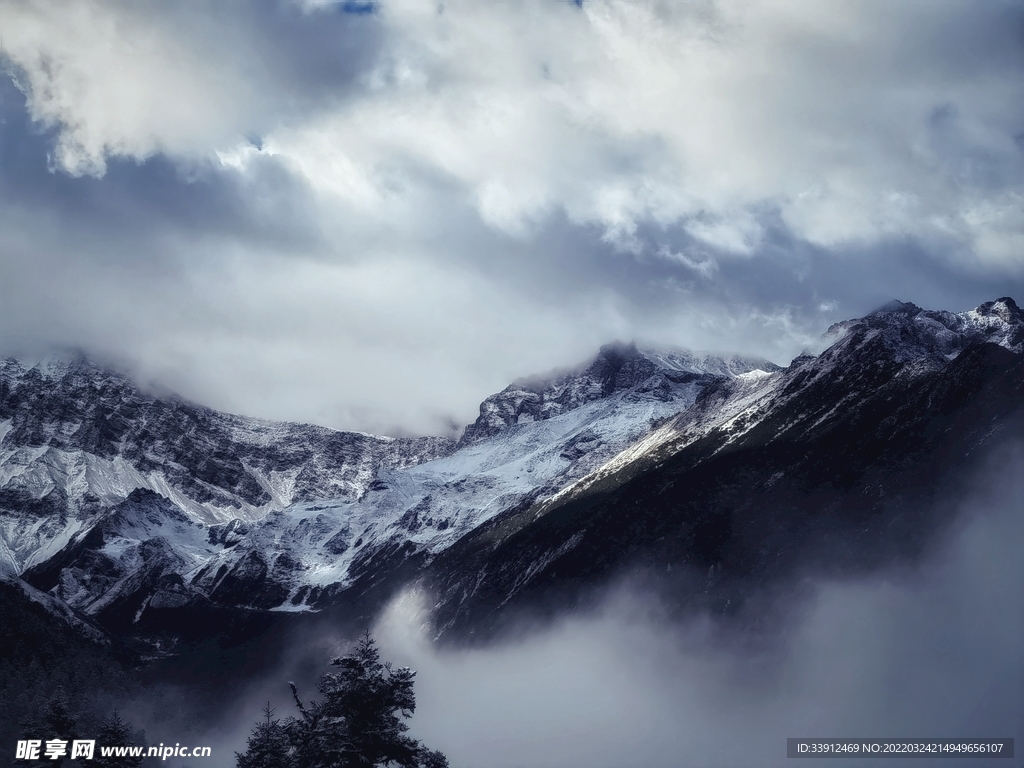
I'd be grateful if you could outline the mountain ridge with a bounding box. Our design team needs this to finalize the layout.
[2,297,1022,650]
[419,299,1024,640]
[3,339,766,647]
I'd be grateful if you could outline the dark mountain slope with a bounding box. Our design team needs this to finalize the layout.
[424,325,1024,640]
[0,581,139,762]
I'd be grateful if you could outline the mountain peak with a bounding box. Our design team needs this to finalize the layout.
[596,340,640,361]
[975,296,1021,320]
[459,343,777,446]
[873,299,922,315]
[822,296,1024,366]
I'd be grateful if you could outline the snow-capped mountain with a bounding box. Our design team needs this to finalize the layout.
[459,344,775,445]
[0,355,453,577]
[5,298,1023,648]
[537,297,1024,505]
[5,343,773,637]
[422,298,1024,638]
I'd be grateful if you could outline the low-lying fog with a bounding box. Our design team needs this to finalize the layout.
[157,445,1024,768]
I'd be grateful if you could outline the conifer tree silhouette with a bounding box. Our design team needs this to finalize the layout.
[95,710,144,768]
[239,631,447,768]
[236,703,295,768]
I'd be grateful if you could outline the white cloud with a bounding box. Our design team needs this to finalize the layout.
[2,0,1023,432]
[246,0,1023,266]
[656,245,717,278]
[961,193,1024,271]
[6,0,1022,257]
[684,210,763,255]
[1,2,276,174]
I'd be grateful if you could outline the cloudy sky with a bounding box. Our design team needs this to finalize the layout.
[1,0,1023,436]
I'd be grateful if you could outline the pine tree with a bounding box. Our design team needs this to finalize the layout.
[21,688,78,767]
[283,631,446,768]
[236,703,296,768]
[94,710,144,768]
[41,688,77,739]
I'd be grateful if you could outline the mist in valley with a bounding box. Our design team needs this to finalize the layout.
[133,444,1024,768]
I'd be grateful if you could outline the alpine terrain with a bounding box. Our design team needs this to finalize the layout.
[2,298,1023,651]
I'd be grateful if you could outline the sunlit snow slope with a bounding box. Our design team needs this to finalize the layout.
[421,298,1024,638]
[6,343,772,624]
